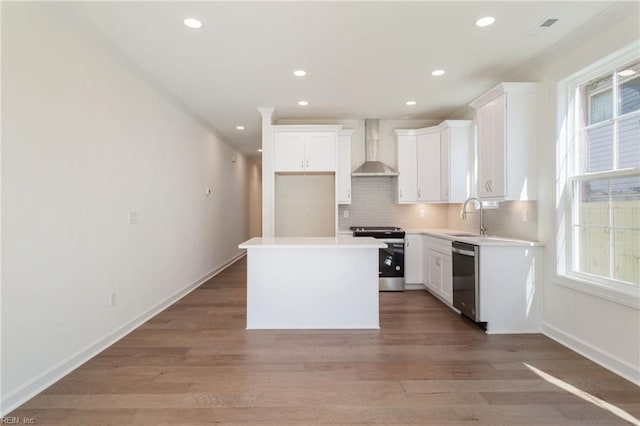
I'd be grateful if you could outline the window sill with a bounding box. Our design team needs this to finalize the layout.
[554,274,640,309]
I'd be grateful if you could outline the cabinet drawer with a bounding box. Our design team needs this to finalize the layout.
[426,236,452,255]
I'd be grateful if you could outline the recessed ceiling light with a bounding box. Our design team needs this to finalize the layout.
[298,100,309,106]
[236,126,245,130]
[293,70,307,77]
[258,149,263,152]
[618,69,637,77]
[475,16,495,27]
[406,101,417,106]
[184,18,203,29]
[431,69,446,77]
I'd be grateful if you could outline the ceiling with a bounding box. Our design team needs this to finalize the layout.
[63,1,622,154]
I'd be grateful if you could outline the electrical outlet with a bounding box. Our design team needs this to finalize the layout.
[110,292,117,307]
[522,209,528,222]
[128,211,139,225]
[205,188,211,196]
[343,210,349,218]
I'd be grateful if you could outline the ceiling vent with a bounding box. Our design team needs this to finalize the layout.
[527,18,559,36]
[540,18,559,27]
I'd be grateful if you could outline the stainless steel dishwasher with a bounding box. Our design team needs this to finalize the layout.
[452,241,485,328]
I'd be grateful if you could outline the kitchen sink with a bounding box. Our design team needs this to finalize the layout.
[446,232,480,237]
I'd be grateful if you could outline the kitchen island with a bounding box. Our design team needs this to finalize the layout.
[238,237,386,329]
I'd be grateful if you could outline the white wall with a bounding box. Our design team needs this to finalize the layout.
[275,174,335,237]
[523,3,640,383]
[1,2,250,413]
[248,156,263,238]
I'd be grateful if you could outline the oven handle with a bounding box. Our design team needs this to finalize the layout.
[452,247,476,256]
[380,238,405,244]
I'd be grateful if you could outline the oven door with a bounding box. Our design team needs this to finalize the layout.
[379,238,404,278]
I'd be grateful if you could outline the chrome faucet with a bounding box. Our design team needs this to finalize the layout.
[461,197,487,236]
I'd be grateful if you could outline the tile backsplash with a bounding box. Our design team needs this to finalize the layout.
[338,177,449,230]
[447,200,538,241]
[338,177,538,241]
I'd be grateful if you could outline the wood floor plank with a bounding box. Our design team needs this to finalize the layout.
[7,257,639,425]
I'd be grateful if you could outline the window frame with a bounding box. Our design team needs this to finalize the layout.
[557,42,640,309]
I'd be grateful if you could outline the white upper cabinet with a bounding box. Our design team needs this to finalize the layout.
[396,132,418,203]
[337,130,353,204]
[395,121,471,204]
[470,82,538,201]
[416,129,441,202]
[273,130,336,172]
[439,120,472,203]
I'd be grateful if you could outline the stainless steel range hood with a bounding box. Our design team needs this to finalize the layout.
[352,119,399,177]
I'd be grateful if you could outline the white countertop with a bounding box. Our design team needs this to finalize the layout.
[239,237,387,249]
[404,228,544,247]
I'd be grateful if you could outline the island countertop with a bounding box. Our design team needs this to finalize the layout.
[239,236,387,249]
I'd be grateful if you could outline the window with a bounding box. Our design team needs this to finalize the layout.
[566,51,640,289]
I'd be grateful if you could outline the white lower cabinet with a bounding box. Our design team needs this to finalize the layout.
[413,233,543,333]
[427,251,441,293]
[404,234,422,284]
[478,245,543,333]
[424,236,453,305]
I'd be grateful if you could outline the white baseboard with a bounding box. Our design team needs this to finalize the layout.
[0,251,246,417]
[404,283,426,290]
[486,329,542,335]
[543,322,640,386]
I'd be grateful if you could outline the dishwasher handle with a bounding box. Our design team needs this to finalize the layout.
[452,247,476,257]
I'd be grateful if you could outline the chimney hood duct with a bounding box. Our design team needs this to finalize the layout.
[352,119,399,177]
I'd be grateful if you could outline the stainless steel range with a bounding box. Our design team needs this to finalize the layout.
[350,226,405,291]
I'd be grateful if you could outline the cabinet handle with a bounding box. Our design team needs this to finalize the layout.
[301,159,304,169]
[488,180,493,192]
[400,189,403,198]
[485,180,490,192]
[347,189,350,198]
[418,189,422,198]
[436,258,440,267]
[306,159,309,168]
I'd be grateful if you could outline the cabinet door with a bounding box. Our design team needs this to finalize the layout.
[477,96,506,199]
[304,132,336,172]
[440,255,453,304]
[416,132,441,201]
[421,236,430,288]
[477,103,493,198]
[447,124,472,203]
[427,251,441,294]
[397,135,418,202]
[404,235,422,284]
[337,134,351,204]
[274,132,305,172]
[490,97,506,198]
[440,128,451,201]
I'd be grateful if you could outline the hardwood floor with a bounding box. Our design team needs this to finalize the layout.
[10,257,640,425]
